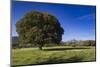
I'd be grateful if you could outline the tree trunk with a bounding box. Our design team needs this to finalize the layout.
[38,43,43,50]
[39,46,42,50]
[38,44,42,50]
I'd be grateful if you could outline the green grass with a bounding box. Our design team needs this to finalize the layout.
[12,46,96,66]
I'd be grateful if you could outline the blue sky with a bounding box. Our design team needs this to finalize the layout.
[12,1,96,41]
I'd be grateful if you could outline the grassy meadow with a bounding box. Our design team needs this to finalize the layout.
[12,46,96,66]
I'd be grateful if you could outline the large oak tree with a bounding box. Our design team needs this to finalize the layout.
[16,11,64,50]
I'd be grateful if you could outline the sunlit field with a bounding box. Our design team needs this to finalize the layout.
[12,46,96,66]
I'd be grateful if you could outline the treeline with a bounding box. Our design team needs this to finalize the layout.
[61,40,96,46]
[12,37,96,48]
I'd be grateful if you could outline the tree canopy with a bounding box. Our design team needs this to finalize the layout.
[16,11,64,50]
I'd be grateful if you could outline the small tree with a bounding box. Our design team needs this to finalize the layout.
[16,11,64,50]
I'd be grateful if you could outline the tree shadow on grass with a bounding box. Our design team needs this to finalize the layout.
[43,47,90,51]
[37,56,83,64]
